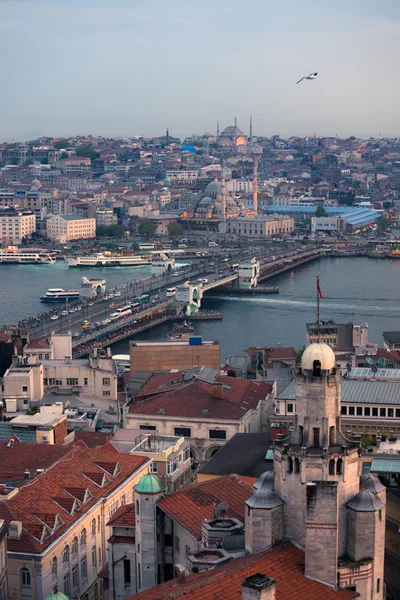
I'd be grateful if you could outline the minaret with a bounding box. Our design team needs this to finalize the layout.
[249,115,253,142]
[234,115,238,149]
[252,156,258,214]
[219,162,227,233]
[217,121,220,137]
[166,128,169,144]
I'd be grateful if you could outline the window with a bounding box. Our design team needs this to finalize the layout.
[63,545,70,563]
[356,407,363,416]
[84,378,88,385]
[124,558,131,584]
[372,407,378,417]
[52,556,58,576]
[136,500,140,515]
[72,536,78,555]
[167,458,178,474]
[103,377,110,385]
[388,408,394,418]
[22,385,28,392]
[21,567,31,587]
[63,573,71,596]
[174,427,191,437]
[103,390,111,396]
[91,518,96,536]
[72,564,79,589]
[396,409,400,418]
[138,562,141,589]
[184,446,190,461]
[121,494,126,506]
[97,515,101,533]
[150,462,158,473]
[380,408,386,417]
[80,555,87,579]
[139,424,156,430]
[337,459,343,475]
[313,428,320,447]
[209,429,226,440]
[287,457,293,474]
[66,378,78,386]
[92,546,97,568]
[349,406,355,416]
[98,546,102,565]
[329,459,335,475]
[377,579,380,593]
[294,458,300,474]
[312,359,321,376]
[80,528,87,546]
[364,407,371,416]
[174,535,180,553]
[287,403,294,413]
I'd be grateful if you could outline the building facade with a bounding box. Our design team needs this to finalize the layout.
[130,339,220,373]
[46,214,96,242]
[0,209,36,245]
[226,215,294,238]
[0,521,8,600]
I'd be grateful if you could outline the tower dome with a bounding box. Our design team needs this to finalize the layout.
[301,342,335,371]
[205,180,221,195]
[135,473,163,494]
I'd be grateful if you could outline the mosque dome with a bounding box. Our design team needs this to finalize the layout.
[220,125,245,137]
[199,196,213,206]
[205,180,221,195]
[135,473,163,494]
[44,594,70,600]
[301,343,336,371]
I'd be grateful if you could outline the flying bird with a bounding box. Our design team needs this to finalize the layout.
[296,72,318,85]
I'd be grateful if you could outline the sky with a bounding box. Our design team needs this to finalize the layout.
[1,0,400,141]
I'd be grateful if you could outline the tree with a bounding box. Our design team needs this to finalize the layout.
[108,223,123,237]
[96,225,108,237]
[295,345,306,365]
[377,217,391,232]
[315,205,327,218]
[40,158,48,165]
[53,139,70,149]
[138,219,157,237]
[76,146,100,160]
[167,222,183,237]
[10,158,19,165]
[23,158,34,166]
[60,151,68,159]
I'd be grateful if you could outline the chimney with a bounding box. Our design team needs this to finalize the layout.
[242,574,276,600]
[174,564,186,584]
[23,470,30,481]
[8,520,23,540]
[212,382,224,400]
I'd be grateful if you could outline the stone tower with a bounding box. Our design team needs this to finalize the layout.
[245,472,283,553]
[134,473,164,592]
[271,342,385,597]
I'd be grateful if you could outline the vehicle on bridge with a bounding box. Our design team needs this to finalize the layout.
[166,287,176,297]
[82,320,90,329]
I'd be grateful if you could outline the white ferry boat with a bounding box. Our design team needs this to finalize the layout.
[65,253,152,268]
[0,246,56,264]
[40,288,80,303]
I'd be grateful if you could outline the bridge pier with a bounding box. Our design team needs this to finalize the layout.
[151,254,175,275]
[175,282,203,315]
[238,257,260,289]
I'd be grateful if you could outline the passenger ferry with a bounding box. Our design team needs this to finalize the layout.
[0,246,56,264]
[40,288,80,303]
[65,252,152,268]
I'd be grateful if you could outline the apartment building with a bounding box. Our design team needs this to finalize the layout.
[1,443,150,600]
[130,339,220,373]
[95,209,117,227]
[46,214,96,242]
[0,209,36,245]
[60,156,91,176]
[165,169,198,184]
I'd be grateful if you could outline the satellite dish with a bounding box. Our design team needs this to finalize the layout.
[377,357,386,368]
[346,363,352,373]
[215,501,229,517]
[365,357,375,366]
[371,363,378,374]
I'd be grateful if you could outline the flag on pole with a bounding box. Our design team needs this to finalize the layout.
[317,276,323,299]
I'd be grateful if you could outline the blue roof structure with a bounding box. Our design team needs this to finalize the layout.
[0,423,37,443]
[259,204,381,227]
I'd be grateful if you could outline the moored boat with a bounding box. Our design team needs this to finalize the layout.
[65,252,151,268]
[40,288,80,303]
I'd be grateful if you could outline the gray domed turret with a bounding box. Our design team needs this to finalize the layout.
[245,471,283,553]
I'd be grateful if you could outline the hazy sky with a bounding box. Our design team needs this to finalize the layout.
[1,0,399,140]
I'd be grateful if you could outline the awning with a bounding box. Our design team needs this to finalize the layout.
[371,458,400,474]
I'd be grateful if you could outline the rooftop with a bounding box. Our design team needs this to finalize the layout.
[278,378,400,405]
[199,433,273,478]
[0,440,71,486]
[157,474,255,540]
[10,413,65,428]
[129,542,357,600]
[106,503,136,528]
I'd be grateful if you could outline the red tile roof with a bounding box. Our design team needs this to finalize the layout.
[157,474,255,540]
[0,440,71,485]
[0,443,149,554]
[130,377,272,421]
[25,339,50,350]
[107,504,136,527]
[129,542,357,600]
[265,346,295,360]
[73,431,111,448]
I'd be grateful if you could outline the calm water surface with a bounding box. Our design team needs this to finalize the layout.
[1,257,400,359]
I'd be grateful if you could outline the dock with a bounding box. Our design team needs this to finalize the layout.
[175,310,222,320]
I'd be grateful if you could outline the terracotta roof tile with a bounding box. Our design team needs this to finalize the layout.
[129,542,357,600]
[0,441,71,485]
[157,474,255,540]
[107,504,136,527]
[0,444,149,553]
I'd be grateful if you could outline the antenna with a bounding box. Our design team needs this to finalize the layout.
[214,501,229,518]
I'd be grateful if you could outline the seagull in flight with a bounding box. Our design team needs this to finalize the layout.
[296,72,318,85]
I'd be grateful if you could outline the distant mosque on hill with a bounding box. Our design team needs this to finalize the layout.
[217,117,249,148]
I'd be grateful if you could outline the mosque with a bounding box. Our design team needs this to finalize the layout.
[217,118,248,148]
